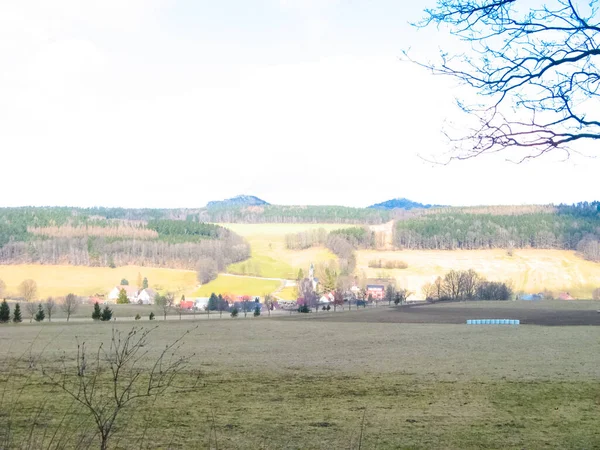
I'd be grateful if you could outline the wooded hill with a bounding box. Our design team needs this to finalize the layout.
[394,202,600,259]
[0,208,250,270]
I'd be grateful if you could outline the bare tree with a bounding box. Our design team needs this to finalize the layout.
[45,326,200,450]
[409,0,600,161]
[155,293,174,320]
[263,294,273,317]
[44,297,56,322]
[61,293,79,322]
[25,302,37,323]
[460,269,482,300]
[19,279,37,303]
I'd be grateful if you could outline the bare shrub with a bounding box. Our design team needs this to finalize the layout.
[45,326,199,450]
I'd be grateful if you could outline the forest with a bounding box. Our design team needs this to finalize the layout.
[0,208,250,271]
[394,207,600,255]
[195,205,393,224]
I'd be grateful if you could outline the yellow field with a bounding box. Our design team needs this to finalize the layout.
[191,275,282,297]
[223,223,350,279]
[0,265,198,299]
[356,248,600,298]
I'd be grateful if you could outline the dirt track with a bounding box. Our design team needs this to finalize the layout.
[284,301,600,326]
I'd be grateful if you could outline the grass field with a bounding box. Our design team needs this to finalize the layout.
[0,266,285,300]
[192,274,283,297]
[1,303,599,449]
[222,223,349,279]
[277,285,298,300]
[357,248,600,298]
[0,264,198,298]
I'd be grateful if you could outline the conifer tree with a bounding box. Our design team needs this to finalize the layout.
[208,293,218,311]
[92,302,102,320]
[142,277,149,289]
[101,306,113,321]
[12,303,22,323]
[117,289,129,304]
[34,304,45,322]
[0,299,10,323]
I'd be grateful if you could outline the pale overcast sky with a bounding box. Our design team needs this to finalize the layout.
[1,0,598,208]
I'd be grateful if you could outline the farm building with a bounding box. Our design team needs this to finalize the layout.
[519,293,543,301]
[107,286,157,304]
[194,297,210,310]
[108,285,141,303]
[366,284,385,300]
[137,288,157,305]
[178,300,195,310]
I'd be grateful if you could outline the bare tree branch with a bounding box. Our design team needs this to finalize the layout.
[408,0,600,160]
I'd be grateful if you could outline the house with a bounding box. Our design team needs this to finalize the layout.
[107,285,141,303]
[319,292,334,305]
[137,288,157,305]
[366,284,385,300]
[558,292,575,300]
[519,293,543,301]
[178,300,195,310]
[194,297,210,310]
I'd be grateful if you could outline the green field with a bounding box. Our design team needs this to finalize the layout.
[222,223,349,279]
[1,303,599,449]
[192,274,283,297]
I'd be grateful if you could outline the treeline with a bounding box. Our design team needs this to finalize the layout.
[284,228,328,250]
[0,208,250,274]
[196,205,392,224]
[0,236,250,270]
[285,227,375,251]
[394,213,600,250]
[422,269,513,301]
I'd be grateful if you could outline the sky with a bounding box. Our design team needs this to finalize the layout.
[1,0,598,208]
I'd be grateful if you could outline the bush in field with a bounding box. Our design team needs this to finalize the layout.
[0,299,10,323]
[135,314,141,320]
[230,307,239,318]
[149,312,155,320]
[92,302,102,320]
[253,305,260,317]
[298,304,310,313]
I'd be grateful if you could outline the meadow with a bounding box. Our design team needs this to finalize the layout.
[1,302,599,449]
[356,248,600,298]
[2,224,600,302]
[0,265,283,300]
[0,265,198,298]
[222,223,347,279]
[222,223,600,298]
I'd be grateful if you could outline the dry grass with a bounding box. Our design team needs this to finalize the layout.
[1,317,599,448]
[0,264,198,298]
[357,248,600,299]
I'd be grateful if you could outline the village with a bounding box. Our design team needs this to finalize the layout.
[92,263,398,315]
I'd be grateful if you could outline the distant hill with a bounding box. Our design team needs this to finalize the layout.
[368,198,440,210]
[206,195,270,209]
